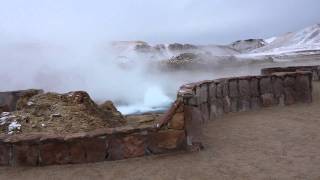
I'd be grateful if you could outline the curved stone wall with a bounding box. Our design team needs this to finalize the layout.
[178,72,313,147]
[0,71,314,166]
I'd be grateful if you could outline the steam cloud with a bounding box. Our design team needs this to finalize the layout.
[1,0,319,114]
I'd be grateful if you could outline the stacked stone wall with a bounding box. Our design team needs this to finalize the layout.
[0,71,314,166]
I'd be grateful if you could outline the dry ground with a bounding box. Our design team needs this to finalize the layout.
[1,82,320,180]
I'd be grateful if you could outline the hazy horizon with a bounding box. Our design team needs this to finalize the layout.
[0,0,319,45]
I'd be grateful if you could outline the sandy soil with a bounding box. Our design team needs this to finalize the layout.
[1,82,320,180]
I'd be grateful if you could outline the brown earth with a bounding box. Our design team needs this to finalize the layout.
[1,82,320,179]
[0,91,125,135]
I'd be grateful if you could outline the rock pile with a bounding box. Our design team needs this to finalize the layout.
[0,91,125,135]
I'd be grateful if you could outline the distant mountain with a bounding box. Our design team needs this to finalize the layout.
[229,39,267,53]
[251,24,320,55]
[109,24,320,64]
[109,41,240,63]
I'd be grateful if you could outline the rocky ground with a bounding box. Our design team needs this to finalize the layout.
[0,91,125,135]
[1,82,320,180]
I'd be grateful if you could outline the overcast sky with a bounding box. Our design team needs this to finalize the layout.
[0,0,319,44]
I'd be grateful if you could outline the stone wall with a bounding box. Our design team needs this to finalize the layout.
[0,71,313,166]
[0,120,187,166]
[261,65,320,81]
[177,72,313,147]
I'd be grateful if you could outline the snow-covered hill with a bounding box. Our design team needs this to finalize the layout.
[109,41,240,63]
[229,39,267,53]
[109,24,320,62]
[248,24,320,56]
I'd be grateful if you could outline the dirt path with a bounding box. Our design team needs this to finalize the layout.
[1,83,320,180]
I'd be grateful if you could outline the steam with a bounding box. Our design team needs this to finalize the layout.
[1,0,319,115]
[118,85,172,115]
[0,39,180,114]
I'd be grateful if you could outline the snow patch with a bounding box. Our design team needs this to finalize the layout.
[8,121,21,134]
[265,37,277,44]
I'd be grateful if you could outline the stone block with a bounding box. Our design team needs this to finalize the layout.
[251,97,261,110]
[312,70,318,81]
[272,76,284,98]
[176,104,184,113]
[223,96,231,113]
[229,80,238,98]
[295,74,312,103]
[284,88,295,105]
[209,104,217,121]
[261,93,276,107]
[168,112,184,130]
[186,96,197,106]
[83,137,108,162]
[68,140,86,164]
[196,84,208,104]
[260,77,272,94]
[122,135,146,159]
[230,98,238,112]
[184,105,203,147]
[215,99,224,116]
[279,94,285,106]
[222,81,229,97]
[147,130,185,154]
[0,143,10,166]
[239,79,250,98]
[12,142,39,166]
[284,76,295,87]
[39,140,69,165]
[208,82,217,102]
[250,78,259,97]
[210,100,224,120]
[238,97,250,112]
[108,135,145,160]
[216,83,223,98]
[200,104,209,123]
